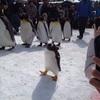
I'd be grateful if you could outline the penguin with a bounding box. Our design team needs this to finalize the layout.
[49,18,62,46]
[20,13,36,48]
[0,5,16,50]
[49,21,53,39]
[37,13,49,46]
[63,20,71,41]
[40,43,61,81]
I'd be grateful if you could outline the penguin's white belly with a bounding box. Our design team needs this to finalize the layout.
[0,19,15,46]
[45,49,59,75]
[63,21,71,38]
[37,22,48,43]
[51,23,62,43]
[20,22,35,44]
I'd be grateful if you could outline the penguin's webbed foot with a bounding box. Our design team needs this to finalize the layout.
[56,43,60,46]
[51,75,58,81]
[7,46,14,50]
[25,44,31,48]
[38,43,42,46]
[22,43,27,45]
[40,70,48,75]
[43,43,48,47]
[50,37,52,39]
[68,39,70,41]
[0,47,5,50]
[62,38,65,41]
[52,42,54,44]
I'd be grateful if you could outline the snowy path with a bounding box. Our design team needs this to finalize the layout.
[0,29,100,100]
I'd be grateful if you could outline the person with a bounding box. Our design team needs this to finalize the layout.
[38,0,50,26]
[75,0,92,39]
[25,1,37,25]
[10,8,23,34]
[68,5,75,35]
[94,4,100,29]
[5,0,14,20]
[85,24,100,93]
[40,0,50,16]
[59,5,65,32]
[0,0,14,20]
[12,0,25,14]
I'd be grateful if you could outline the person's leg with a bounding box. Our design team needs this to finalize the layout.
[79,17,84,37]
[78,17,88,39]
[80,17,88,38]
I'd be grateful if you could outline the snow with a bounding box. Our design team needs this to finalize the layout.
[0,28,100,100]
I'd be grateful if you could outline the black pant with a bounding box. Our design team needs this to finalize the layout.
[78,17,88,37]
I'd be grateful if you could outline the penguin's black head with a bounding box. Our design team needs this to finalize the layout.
[45,43,59,51]
[42,13,47,21]
[22,13,29,20]
[0,5,3,14]
[39,16,43,21]
[54,17,59,21]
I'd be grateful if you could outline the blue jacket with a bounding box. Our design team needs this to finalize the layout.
[75,1,92,19]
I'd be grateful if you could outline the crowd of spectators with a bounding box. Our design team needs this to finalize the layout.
[0,0,99,34]
[0,0,76,34]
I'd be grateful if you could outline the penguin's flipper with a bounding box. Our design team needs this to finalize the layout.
[52,75,58,81]
[40,70,48,75]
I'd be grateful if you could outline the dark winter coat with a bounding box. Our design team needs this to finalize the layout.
[41,4,50,15]
[10,13,21,32]
[12,2,25,14]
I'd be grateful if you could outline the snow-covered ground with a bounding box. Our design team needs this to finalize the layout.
[0,28,100,100]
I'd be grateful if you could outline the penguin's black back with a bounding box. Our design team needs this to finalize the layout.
[0,14,15,42]
[47,43,61,71]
